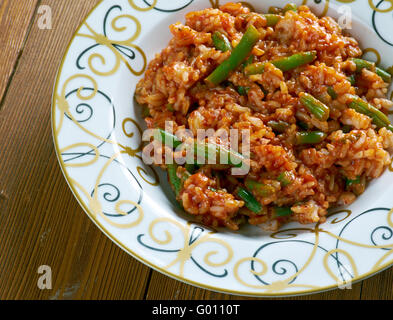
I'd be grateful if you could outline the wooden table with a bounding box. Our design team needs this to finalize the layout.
[0,0,392,300]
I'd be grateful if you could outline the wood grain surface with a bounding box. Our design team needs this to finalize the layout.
[0,0,391,300]
[0,0,39,104]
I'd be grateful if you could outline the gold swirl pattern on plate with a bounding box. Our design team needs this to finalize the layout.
[91,152,144,228]
[271,213,393,249]
[362,47,381,65]
[323,249,358,285]
[209,0,220,8]
[60,143,100,168]
[233,257,268,289]
[368,0,393,12]
[56,73,146,157]
[55,74,119,146]
[55,74,98,134]
[321,0,330,16]
[128,0,158,11]
[136,166,160,186]
[326,209,352,224]
[121,118,160,185]
[320,229,393,249]
[270,210,352,239]
[233,229,321,292]
[147,217,233,277]
[76,14,146,76]
[122,117,142,139]
[233,257,320,291]
[70,175,144,229]
[122,117,144,154]
[270,227,315,239]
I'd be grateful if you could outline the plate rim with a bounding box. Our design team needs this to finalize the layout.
[51,0,393,297]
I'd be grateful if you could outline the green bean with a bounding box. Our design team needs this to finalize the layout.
[233,214,247,225]
[352,58,374,72]
[245,179,275,197]
[342,125,352,133]
[349,100,386,129]
[193,141,245,167]
[193,142,216,163]
[263,14,282,27]
[268,120,290,133]
[153,128,183,149]
[345,176,361,188]
[237,86,250,96]
[283,3,298,12]
[222,80,234,89]
[142,107,151,118]
[154,130,247,167]
[271,51,317,72]
[206,25,260,86]
[268,6,283,14]
[347,74,356,86]
[277,171,294,187]
[299,92,330,121]
[185,163,197,174]
[260,86,269,96]
[349,175,366,196]
[350,58,392,83]
[212,31,232,52]
[166,103,174,112]
[296,131,327,144]
[327,86,338,100]
[297,121,309,130]
[181,170,192,184]
[349,96,392,130]
[167,164,182,196]
[244,51,316,75]
[273,206,293,217]
[236,187,263,214]
[242,55,255,69]
[244,62,266,76]
[295,110,309,121]
[376,68,392,82]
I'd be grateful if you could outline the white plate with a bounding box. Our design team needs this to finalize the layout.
[52,0,393,297]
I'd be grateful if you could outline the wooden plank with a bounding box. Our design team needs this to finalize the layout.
[0,0,151,300]
[145,268,362,300]
[0,0,39,104]
[360,266,393,300]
